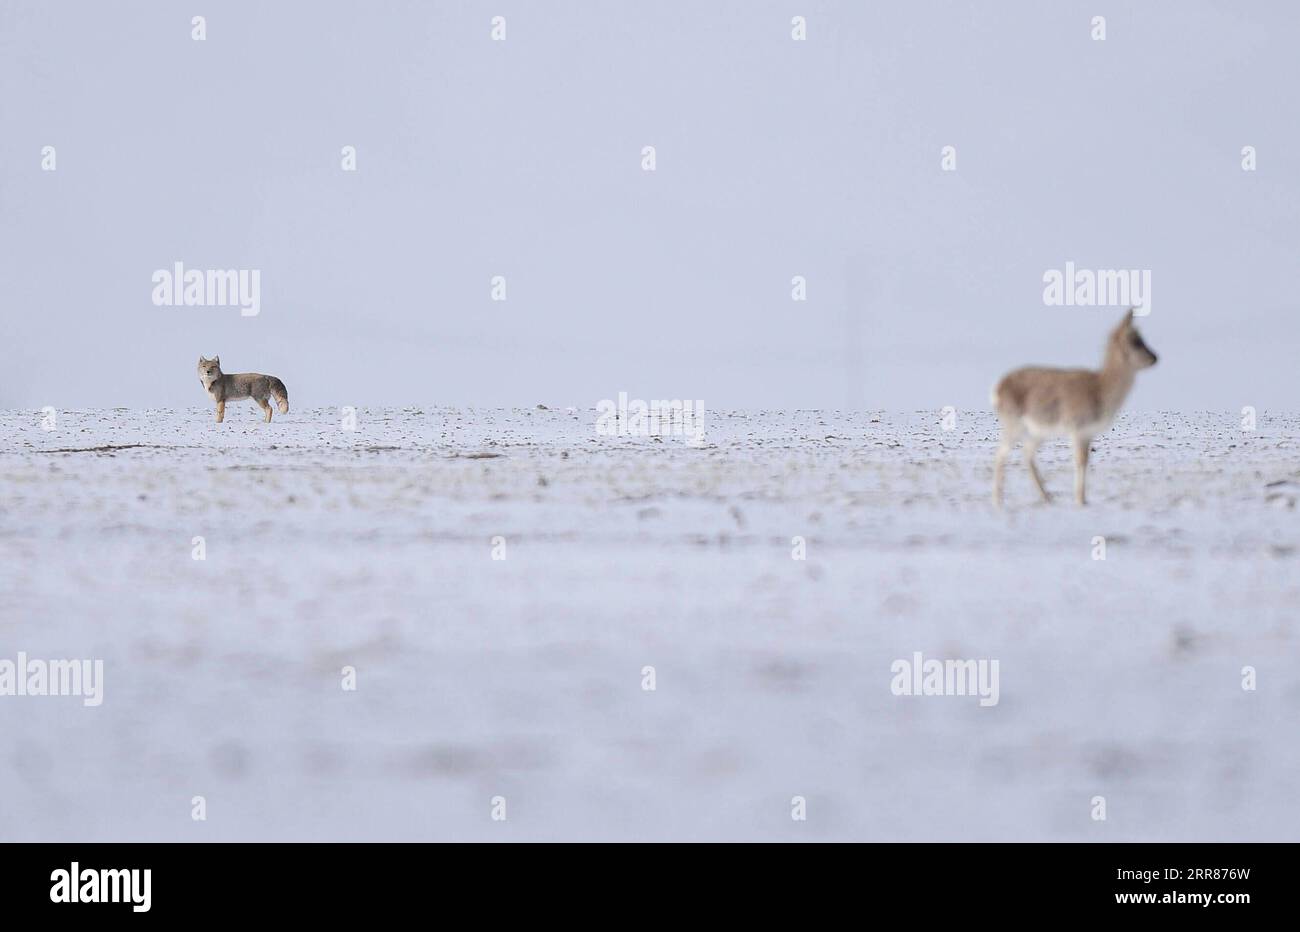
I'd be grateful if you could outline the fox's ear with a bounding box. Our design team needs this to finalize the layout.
[198,355,206,364]
[1124,308,1135,325]
[213,355,220,365]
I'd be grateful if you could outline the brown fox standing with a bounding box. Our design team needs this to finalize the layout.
[197,356,289,423]
[991,310,1157,507]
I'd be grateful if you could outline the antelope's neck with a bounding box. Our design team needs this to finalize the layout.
[1098,355,1135,417]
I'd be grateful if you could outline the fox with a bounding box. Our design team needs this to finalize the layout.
[991,309,1157,507]
[197,356,289,423]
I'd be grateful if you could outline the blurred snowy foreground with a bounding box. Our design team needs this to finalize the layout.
[1,407,1297,841]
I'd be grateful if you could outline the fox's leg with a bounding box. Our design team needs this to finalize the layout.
[215,400,225,423]
[1024,437,1051,503]
[1072,435,1091,506]
[992,421,1020,507]
[255,397,273,423]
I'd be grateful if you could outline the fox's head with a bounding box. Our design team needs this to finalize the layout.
[1108,310,1158,370]
[197,355,222,388]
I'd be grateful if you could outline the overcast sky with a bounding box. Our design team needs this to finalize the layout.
[2,1,1297,411]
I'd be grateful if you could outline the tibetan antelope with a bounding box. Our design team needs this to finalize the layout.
[991,309,1157,507]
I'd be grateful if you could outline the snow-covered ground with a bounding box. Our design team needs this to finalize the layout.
[1,406,1297,841]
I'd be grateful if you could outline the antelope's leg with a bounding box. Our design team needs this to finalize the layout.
[1073,436,1091,506]
[1024,438,1051,503]
[992,423,1020,507]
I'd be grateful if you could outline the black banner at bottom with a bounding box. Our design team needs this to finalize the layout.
[0,842,1282,918]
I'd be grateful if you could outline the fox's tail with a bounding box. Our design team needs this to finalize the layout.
[270,377,289,414]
